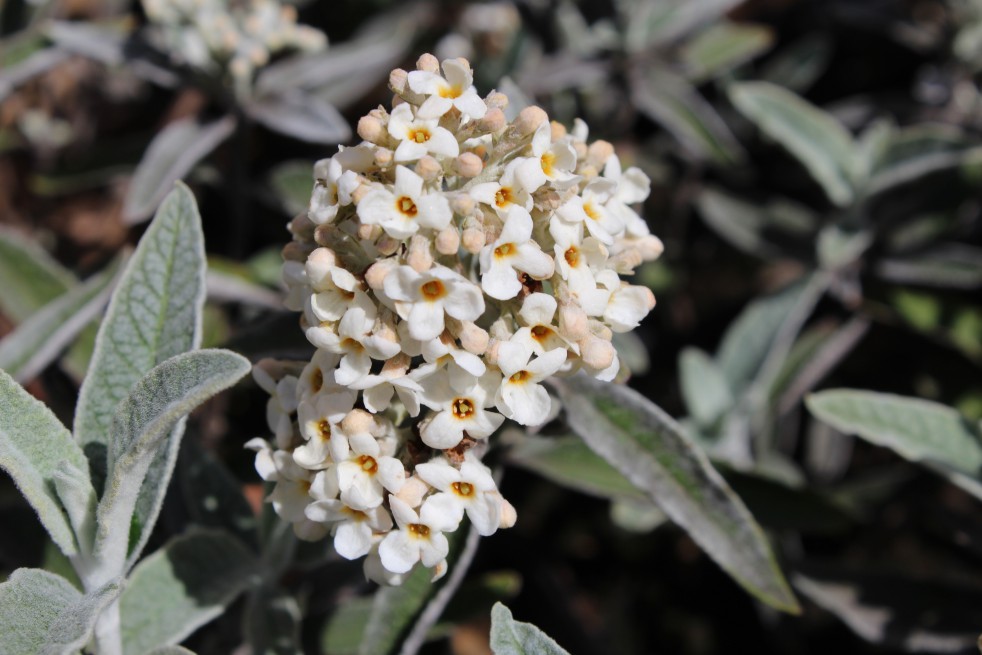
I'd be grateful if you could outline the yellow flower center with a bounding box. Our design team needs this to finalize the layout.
[420,280,447,300]
[408,523,431,538]
[439,84,463,99]
[408,127,431,143]
[397,196,418,217]
[583,201,601,220]
[540,152,556,177]
[316,419,331,441]
[451,397,475,419]
[494,243,516,259]
[494,187,513,208]
[509,370,532,384]
[358,455,378,474]
[451,481,475,497]
[564,246,580,268]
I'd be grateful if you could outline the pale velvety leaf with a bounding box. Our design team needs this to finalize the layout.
[632,64,744,165]
[74,182,206,558]
[321,597,373,655]
[681,22,775,82]
[120,529,259,655]
[43,579,121,655]
[816,225,872,271]
[793,565,982,652]
[806,390,982,499]
[0,369,89,556]
[624,0,744,52]
[357,565,434,655]
[268,160,314,215]
[0,259,118,383]
[694,187,779,257]
[554,374,800,613]
[243,588,303,655]
[123,116,235,224]
[489,603,571,655]
[246,91,350,145]
[679,347,734,428]
[875,244,982,289]
[0,226,76,322]
[729,81,856,206]
[0,569,81,655]
[145,647,198,655]
[716,278,814,394]
[611,330,650,376]
[760,34,832,93]
[94,349,251,572]
[206,269,281,309]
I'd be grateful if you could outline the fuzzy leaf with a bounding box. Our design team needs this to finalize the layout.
[679,347,734,427]
[875,244,982,289]
[0,369,89,556]
[489,603,570,655]
[624,0,744,52]
[44,579,121,655]
[246,91,350,144]
[555,374,800,613]
[268,160,314,215]
[0,259,118,383]
[120,529,259,655]
[0,226,76,322]
[357,566,435,655]
[123,117,235,224]
[759,34,832,93]
[681,22,774,82]
[729,81,856,206]
[807,390,982,499]
[0,569,81,655]
[145,648,198,655]
[94,349,251,571]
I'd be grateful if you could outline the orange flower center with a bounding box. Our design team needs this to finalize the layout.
[408,523,431,538]
[420,279,447,300]
[408,127,431,143]
[316,419,331,441]
[358,455,378,474]
[531,325,551,341]
[509,370,532,384]
[311,368,323,393]
[540,152,556,177]
[494,243,516,258]
[451,397,475,419]
[494,187,513,208]
[564,246,580,268]
[397,196,418,217]
[452,481,475,497]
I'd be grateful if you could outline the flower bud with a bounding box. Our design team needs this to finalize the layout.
[550,121,567,141]
[281,241,312,262]
[579,335,615,371]
[416,52,439,72]
[357,223,382,241]
[376,235,401,256]
[435,226,460,255]
[514,106,548,136]
[454,152,483,177]
[357,115,386,144]
[559,302,589,341]
[461,227,486,253]
[415,155,442,182]
[457,321,489,355]
[394,475,429,508]
[450,194,475,217]
[365,259,396,290]
[476,107,506,133]
[498,495,517,529]
[407,234,434,272]
[485,92,509,110]
[389,68,408,93]
[305,247,337,284]
[587,140,614,169]
[374,148,393,167]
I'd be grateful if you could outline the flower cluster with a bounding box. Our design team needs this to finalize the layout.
[249,54,663,584]
[141,0,325,83]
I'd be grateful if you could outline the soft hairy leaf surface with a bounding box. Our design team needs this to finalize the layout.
[246,92,350,144]
[489,603,570,655]
[44,579,121,655]
[807,390,982,498]
[0,226,76,322]
[679,347,734,427]
[624,0,744,51]
[555,374,800,613]
[95,349,251,571]
[729,81,856,206]
[358,565,435,655]
[120,529,259,655]
[681,22,774,82]
[123,117,235,224]
[268,160,314,215]
[0,569,81,655]
[0,369,89,556]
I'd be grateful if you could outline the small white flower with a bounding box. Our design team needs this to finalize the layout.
[305,499,393,560]
[469,160,532,218]
[347,354,426,417]
[514,293,573,355]
[407,58,488,121]
[384,264,485,342]
[478,206,554,300]
[334,438,406,511]
[294,389,358,468]
[378,495,455,574]
[514,121,578,193]
[597,270,656,333]
[419,330,487,389]
[357,165,453,239]
[494,339,566,426]
[253,366,299,449]
[555,178,622,245]
[418,369,504,449]
[415,455,502,536]
[387,103,460,162]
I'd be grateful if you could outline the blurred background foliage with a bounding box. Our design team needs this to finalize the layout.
[2,0,982,653]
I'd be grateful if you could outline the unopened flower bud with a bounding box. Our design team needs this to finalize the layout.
[376,235,401,256]
[461,227,486,253]
[407,235,434,272]
[514,106,548,136]
[342,408,376,437]
[573,141,588,160]
[435,227,460,255]
[498,496,517,529]
[357,223,382,241]
[610,248,644,274]
[639,234,665,261]
[350,183,371,205]
[281,241,310,262]
[559,302,589,341]
[450,194,475,217]
[374,148,393,167]
[395,475,429,508]
[305,247,337,283]
[579,335,615,371]
[415,155,442,182]
[365,259,396,290]
[485,92,509,110]
[550,121,567,141]
[357,115,386,144]
[483,338,502,367]
[416,52,439,72]
[457,321,489,355]
[389,68,408,93]
[587,140,614,168]
[454,152,483,177]
[476,107,506,133]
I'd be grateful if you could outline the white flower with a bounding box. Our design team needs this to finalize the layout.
[308,156,360,225]
[407,58,488,121]
[469,160,532,218]
[555,178,622,245]
[597,270,656,333]
[305,499,393,560]
[387,103,460,162]
[305,250,361,324]
[347,354,427,417]
[494,339,566,426]
[378,495,455,574]
[415,455,502,536]
[419,330,487,389]
[334,438,406,511]
[295,349,342,401]
[357,165,453,239]
[253,366,299,449]
[478,206,554,300]
[514,293,573,355]
[418,369,504,449]
[514,121,578,193]
[384,264,485,342]
[294,388,358,468]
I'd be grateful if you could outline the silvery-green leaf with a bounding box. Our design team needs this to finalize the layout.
[268,160,314,215]
[866,145,982,196]
[52,460,99,558]
[45,20,126,65]
[759,33,832,93]
[120,529,259,655]
[610,497,668,533]
[357,565,435,655]
[679,347,734,428]
[206,269,281,309]
[793,565,982,652]
[489,603,570,655]
[681,22,774,82]
[554,374,799,613]
[145,647,198,655]
[75,181,205,494]
[623,0,744,52]
[695,187,817,258]
[729,81,856,206]
[0,569,81,655]
[94,349,251,572]
[321,597,373,655]
[0,226,76,322]
[611,330,649,376]
[44,579,121,655]
[876,244,982,289]
[632,64,744,166]
[0,369,89,556]
[816,225,872,270]
[123,116,235,224]
[0,47,70,103]
[243,587,303,655]
[246,91,350,145]
[0,259,118,383]
[806,390,982,500]
[716,278,815,394]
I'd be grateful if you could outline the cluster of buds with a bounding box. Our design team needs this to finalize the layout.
[248,54,663,584]
[141,0,325,84]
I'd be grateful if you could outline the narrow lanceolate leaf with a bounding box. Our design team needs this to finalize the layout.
[806,390,982,500]
[0,569,81,655]
[555,375,800,613]
[0,369,89,556]
[74,181,206,495]
[680,22,774,82]
[123,116,235,224]
[246,91,351,144]
[679,347,734,428]
[120,529,259,655]
[94,349,251,571]
[489,603,570,655]
[0,226,76,322]
[0,259,118,383]
[44,579,122,655]
[357,565,435,655]
[729,81,856,206]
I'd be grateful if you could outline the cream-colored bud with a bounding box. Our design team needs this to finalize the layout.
[457,321,489,355]
[450,194,475,217]
[415,155,442,182]
[342,408,375,436]
[357,115,386,144]
[587,140,614,168]
[289,213,315,239]
[454,152,483,177]
[514,106,548,136]
[580,335,615,371]
[550,121,567,141]
[498,495,517,529]
[416,53,440,72]
[373,318,399,349]
[591,322,614,341]
[395,475,430,508]
[435,226,460,255]
[281,241,311,262]
[483,338,502,367]
[639,234,665,261]
[376,235,401,256]
[643,286,657,311]
[407,234,434,272]
[351,183,371,205]
[610,248,644,274]
[476,107,506,133]
[357,223,381,241]
[389,68,408,93]
[485,92,509,110]
[304,247,337,282]
[374,148,393,167]
[313,224,337,246]
[559,302,589,341]
[365,259,396,290]
[573,141,588,160]
[461,227,486,254]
